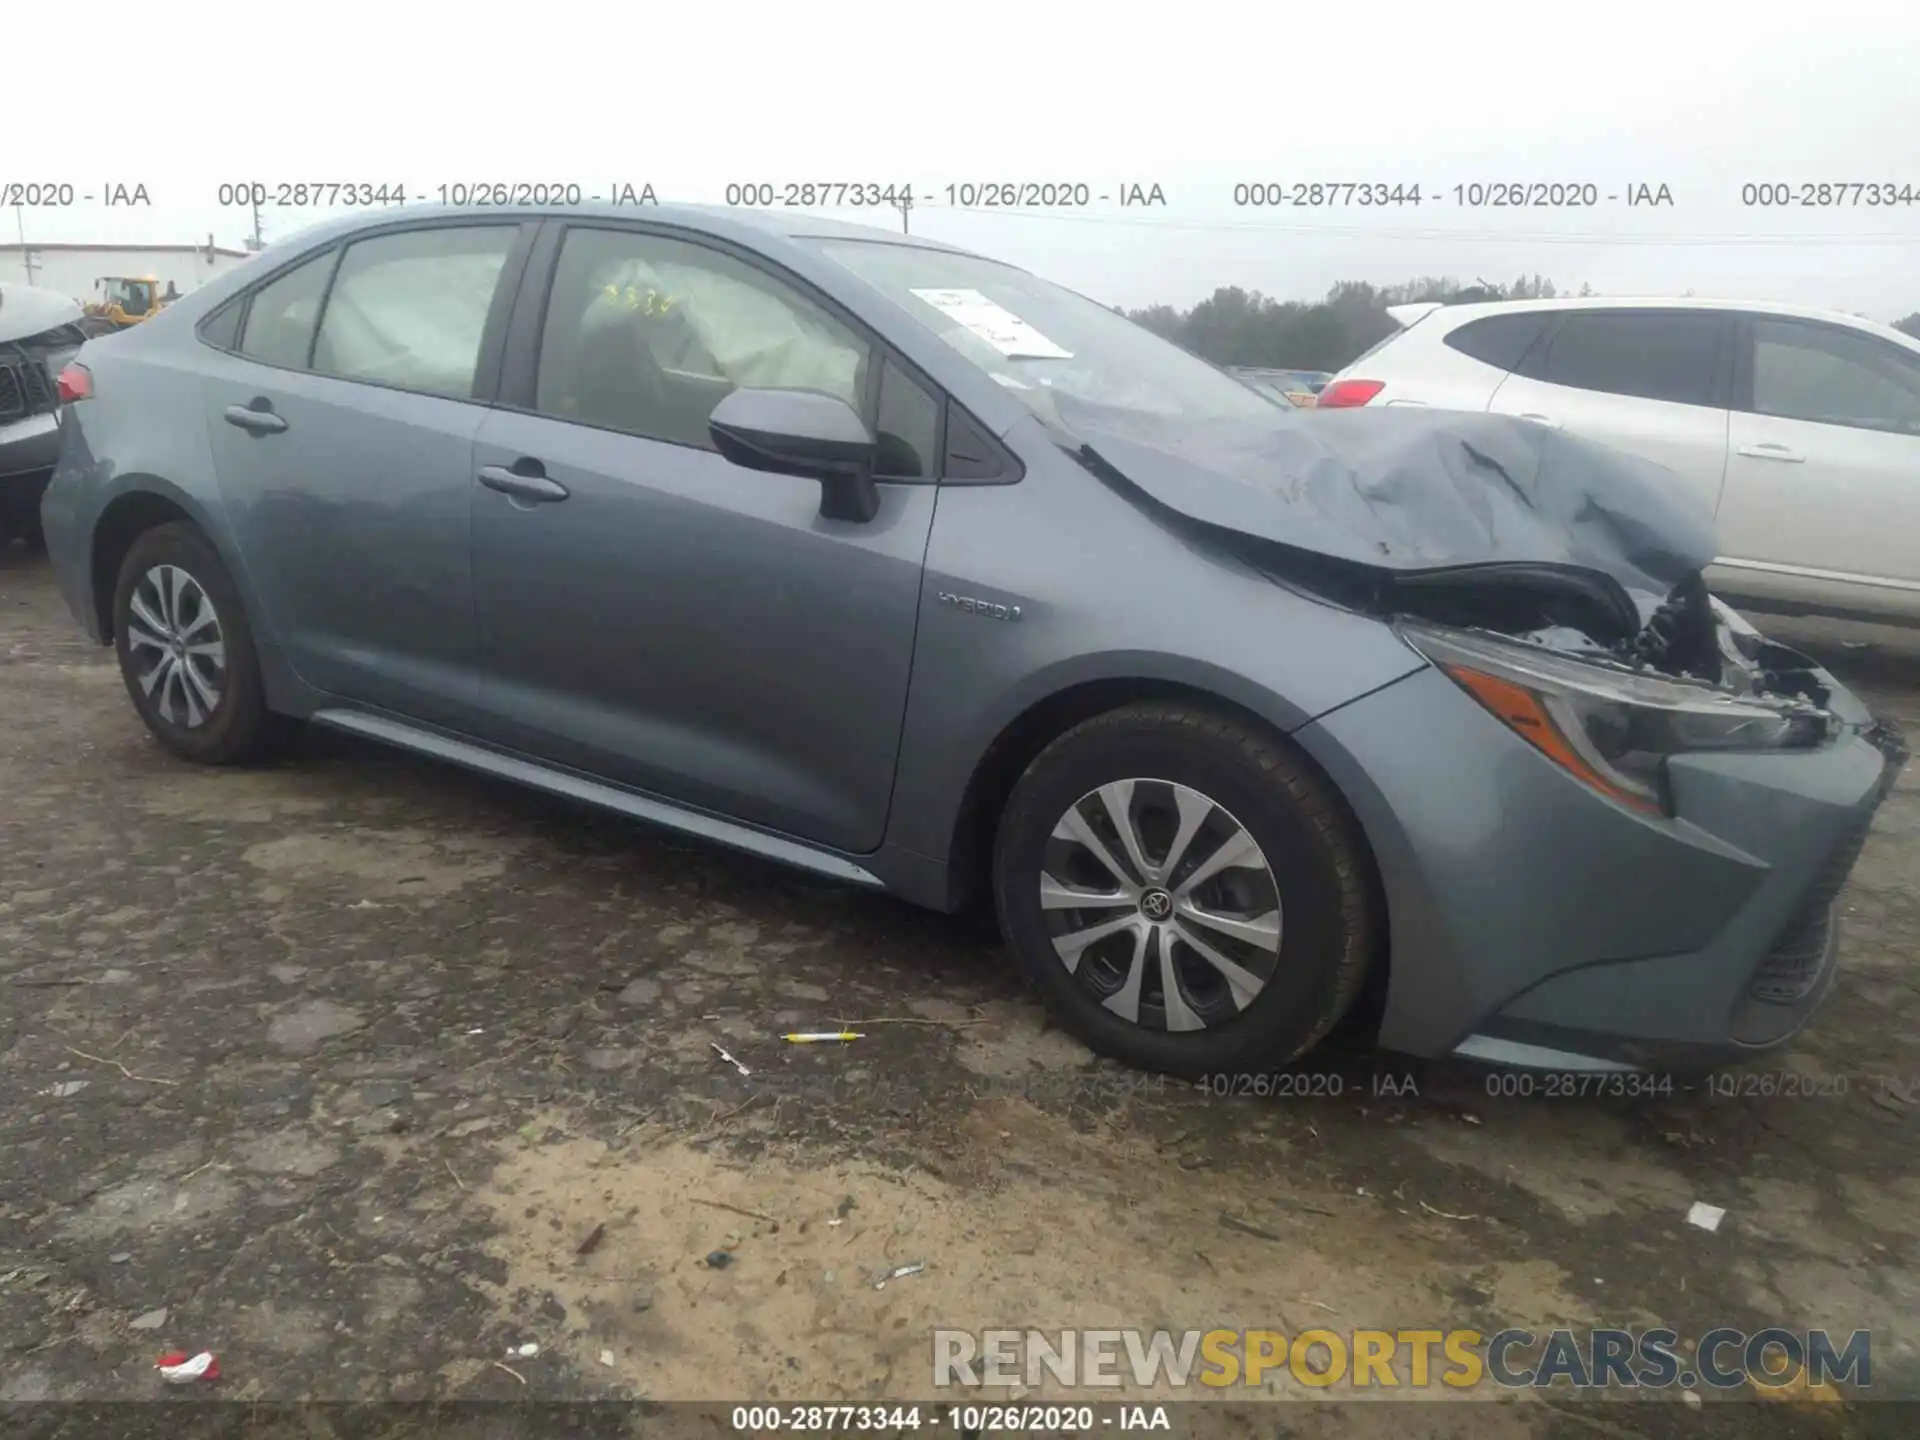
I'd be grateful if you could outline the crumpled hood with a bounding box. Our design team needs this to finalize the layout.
[1060,398,1719,602]
[0,283,85,344]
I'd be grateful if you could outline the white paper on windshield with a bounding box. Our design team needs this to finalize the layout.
[909,288,1072,359]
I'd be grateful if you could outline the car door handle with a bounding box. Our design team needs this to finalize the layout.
[1516,412,1560,429]
[223,402,287,435]
[1737,442,1805,462]
[477,462,570,503]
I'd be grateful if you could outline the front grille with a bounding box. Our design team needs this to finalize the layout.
[19,358,52,411]
[1746,716,1909,1006]
[0,358,57,421]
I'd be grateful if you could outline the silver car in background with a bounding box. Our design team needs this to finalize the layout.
[1322,296,1920,624]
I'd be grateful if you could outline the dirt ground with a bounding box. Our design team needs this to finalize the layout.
[2,542,1916,1439]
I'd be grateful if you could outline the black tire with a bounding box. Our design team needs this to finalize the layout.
[112,521,289,765]
[992,702,1376,1078]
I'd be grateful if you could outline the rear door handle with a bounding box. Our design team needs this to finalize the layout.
[477,462,570,503]
[1737,442,1805,462]
[223,402,287,435]
[1517,412,1560,429]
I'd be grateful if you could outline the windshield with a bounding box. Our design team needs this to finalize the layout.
[105,279,152,314]
[814,241,1280,432]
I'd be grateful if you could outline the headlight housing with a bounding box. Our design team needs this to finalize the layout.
[1401,621,1833,814]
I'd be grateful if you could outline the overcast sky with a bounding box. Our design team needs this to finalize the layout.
[11,0,1920,318]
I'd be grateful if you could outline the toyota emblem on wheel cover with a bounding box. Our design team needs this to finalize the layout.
[1141,888,1173,920]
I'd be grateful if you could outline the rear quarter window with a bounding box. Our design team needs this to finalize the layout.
[1443,313,1552,372]
[237,251,336,370]
[198,299,244,351]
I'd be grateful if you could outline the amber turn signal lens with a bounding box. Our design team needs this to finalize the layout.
[1444,664,1661,814]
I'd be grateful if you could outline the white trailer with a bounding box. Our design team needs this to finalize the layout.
[0,240,255,308]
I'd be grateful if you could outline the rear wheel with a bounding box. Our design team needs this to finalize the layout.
[112,521,289,764]
[992,702,1376,1077]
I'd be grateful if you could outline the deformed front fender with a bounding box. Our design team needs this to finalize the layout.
[880,462,1431,894]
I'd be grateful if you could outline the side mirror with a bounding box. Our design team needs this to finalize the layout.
[708,388,880,523]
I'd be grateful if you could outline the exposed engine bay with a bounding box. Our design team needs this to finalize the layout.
[1382,562,1834,710]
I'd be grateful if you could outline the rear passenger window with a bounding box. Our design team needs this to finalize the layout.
[311,226,517,399]
[238,252,334,369]
[874,358,940,478]
[1530,311,1722,408]
[1444,313,1550,372]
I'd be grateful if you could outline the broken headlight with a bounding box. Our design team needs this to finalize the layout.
[1401,622,1833,814]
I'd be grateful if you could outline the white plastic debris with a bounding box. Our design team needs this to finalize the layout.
[40,1081,88,1098]
[514,1342,540,1358]
[1686,1201,1726,1233]
[155,1351,219,1384]
[599,1349,616,1367]
[710,1042,751,1078]
[873,1261,926,1290]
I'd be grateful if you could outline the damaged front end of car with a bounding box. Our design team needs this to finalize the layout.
[1273,551,1886,819]
[1395,593,1836,818]
[1064,400,1908,817]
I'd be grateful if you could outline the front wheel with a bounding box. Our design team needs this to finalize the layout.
[112,521,289,764]
[992,702,1377,1078]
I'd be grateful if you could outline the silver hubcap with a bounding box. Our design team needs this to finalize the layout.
[1039,779,1284,1033]
[125,564,226,729]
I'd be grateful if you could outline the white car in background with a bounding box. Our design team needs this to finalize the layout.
[1321,297,1920,624]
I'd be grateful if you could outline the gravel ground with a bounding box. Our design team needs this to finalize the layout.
[1,544,1916,1438]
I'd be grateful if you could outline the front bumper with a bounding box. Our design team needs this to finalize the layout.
[0,409,61,481]
[37,415,104,640]
[1294,664,1907,1071]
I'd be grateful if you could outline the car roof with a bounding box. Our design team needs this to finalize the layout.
[1418,293,1915,343]
[270,201,983,258]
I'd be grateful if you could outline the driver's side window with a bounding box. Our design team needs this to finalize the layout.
[528,227,962,475]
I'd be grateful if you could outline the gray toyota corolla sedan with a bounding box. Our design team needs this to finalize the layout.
[40,204,1907,1077]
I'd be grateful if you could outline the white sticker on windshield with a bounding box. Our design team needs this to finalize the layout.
[909,288,1073,360]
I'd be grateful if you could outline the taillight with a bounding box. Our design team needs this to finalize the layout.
[57,363,94,404]
[1316,378,1384,409]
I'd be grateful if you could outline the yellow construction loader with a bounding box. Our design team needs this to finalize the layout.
[81,276,180,332]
